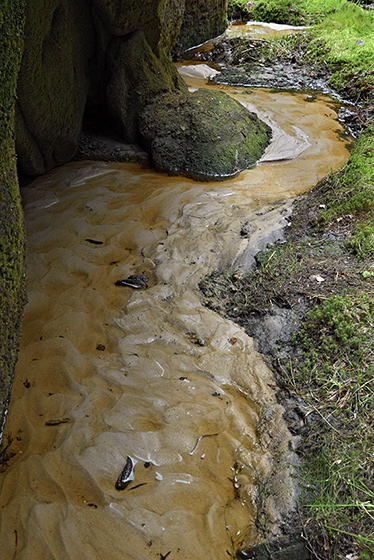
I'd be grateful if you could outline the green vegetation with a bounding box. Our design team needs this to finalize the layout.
[0,2,26,441]
[317,3,374,98]
[202,3,374,555]
[139,88,271,181]
[200,128,374,558]
[320,128,374,221]
[318,126,374,258]
[226,0,374,104]
[228,0,346,24]
[291,293,374,557]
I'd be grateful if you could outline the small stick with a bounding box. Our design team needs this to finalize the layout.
[128,483,147,491]
[13,529,18,559]
[45,418,70,426]
[188,433,219,455]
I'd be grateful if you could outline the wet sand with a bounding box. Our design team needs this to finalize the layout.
[0,68,350,559]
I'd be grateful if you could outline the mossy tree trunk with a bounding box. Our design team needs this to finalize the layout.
[0,1,26,442]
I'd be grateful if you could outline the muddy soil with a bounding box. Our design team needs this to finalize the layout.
[199,171,374,557]
[0,56,352,559]
[196,35,374,139]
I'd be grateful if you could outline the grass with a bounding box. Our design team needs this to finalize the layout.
[292,294,374,558]
[225,1,374,107]
[316,4,374,100]
[319,128,374,223]
[316,3,374,69]
[318,125,374,259]
[228,0,347,24]
[200,105,374,559]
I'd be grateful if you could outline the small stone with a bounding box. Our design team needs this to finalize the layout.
[310,274,325,282]
[115,274,149,289]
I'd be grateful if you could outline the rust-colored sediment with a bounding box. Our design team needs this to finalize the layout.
[0,66,350,560]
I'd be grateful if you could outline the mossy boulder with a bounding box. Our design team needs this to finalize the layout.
[0,1,27,441]
[15,0,95,175]
[139,88,272,181]
[173,0,228,56]
[106,30,187,143]
[92,0,185,53]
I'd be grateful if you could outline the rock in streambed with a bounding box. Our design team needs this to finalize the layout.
[139,88,272,181]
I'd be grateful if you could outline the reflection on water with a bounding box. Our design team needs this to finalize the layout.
[0,65,350,559]
[227,21,309,39]
[184,20,308,56]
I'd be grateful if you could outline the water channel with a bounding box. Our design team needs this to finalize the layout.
[0,25,351,560]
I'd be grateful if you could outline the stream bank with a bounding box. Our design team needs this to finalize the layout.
[200,127,374,559]
[0,50,351,559]
[192,31,373,139]
[198,20,374,560]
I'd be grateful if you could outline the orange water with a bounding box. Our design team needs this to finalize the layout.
[0,66,350,560]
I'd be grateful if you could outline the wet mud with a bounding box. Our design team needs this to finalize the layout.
[0,58,351,559]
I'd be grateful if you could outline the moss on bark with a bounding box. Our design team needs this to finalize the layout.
[0,1,27,441]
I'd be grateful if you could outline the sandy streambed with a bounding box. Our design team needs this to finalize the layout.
[0,68,350,560]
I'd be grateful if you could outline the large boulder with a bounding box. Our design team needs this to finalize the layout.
[173,0,228,56]
[139,88,272,181]
[106,31,187,143]
[16,0,95,175]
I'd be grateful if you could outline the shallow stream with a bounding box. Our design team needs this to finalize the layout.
[0,41,351,560]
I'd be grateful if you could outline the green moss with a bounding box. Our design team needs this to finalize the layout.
[346,223,374,259]
[173,0,228,56]
[139,88,271,180]
[0,1,26,440]
[230,0,348,25]
[227,0,253,21]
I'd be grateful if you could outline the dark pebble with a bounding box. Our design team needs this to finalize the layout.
[115,456,134,490]
[115,274,149,289]
[85,238,103,245]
